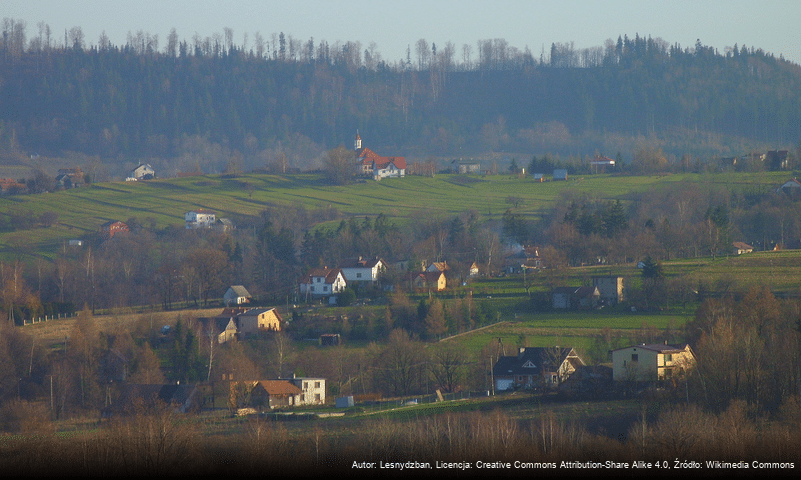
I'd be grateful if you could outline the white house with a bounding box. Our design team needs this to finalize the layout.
[185,210,216,229]
[611,343,696,382]
[285,376,326,405]
[339,256,386,283]
[299,267,347,298]
[129,163,155,181]
[224,286,251,306]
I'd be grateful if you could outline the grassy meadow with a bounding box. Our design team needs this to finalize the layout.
[0,170,793,259]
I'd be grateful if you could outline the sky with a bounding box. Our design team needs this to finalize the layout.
[4,0,801,65]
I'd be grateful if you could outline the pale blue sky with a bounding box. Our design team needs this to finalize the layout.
[4,0,801,65]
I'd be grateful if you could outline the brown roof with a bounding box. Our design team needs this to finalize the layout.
[257,380,302,396]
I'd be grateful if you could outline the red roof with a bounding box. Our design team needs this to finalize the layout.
[357,147,406,170]
[301,267,344,284]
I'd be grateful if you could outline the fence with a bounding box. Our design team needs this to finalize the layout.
[21,312,77,325]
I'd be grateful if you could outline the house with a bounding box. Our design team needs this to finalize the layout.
[339,256,386,283]
[224,285,252,306]
[215,217,234,232]
[103,383,200,417]
[589,155,616,173]
[185,209,216,229]
[504,246,542,273]
[56,167,84,188]
[776,178,801,198]
[237,380,303,410]
[468,262,480,277]
[532,173,544,182]
[411,271,447,292]
[552,286,600,310]
[732,242,754,255]
[492,347,585,392]
[426,261,450,274]
[0,178,26,194]
[451,160,482,174]
[196,316,239,344]
[129,163,155,181]
[100,220,129,241]
[592,276,625,305]
[235,308,283,334]
[299,267,347,299]
[553,169,568,181]
[320,333,342,346]
[611,343,696,382]
[284,376,326,405]
[766,150,790,170]
[354,133,406,180]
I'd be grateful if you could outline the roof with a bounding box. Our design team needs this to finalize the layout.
[428,261,450,272]
[611,343,691,354]
[101,220,127,228]
[590,155,616,166]
[227,285,251,297]
[256,380,302,396]
[552,286,598,298]
[493,347,583,376]
[357,147,407,170]
[109,384,198,413]
[197,316,236,333]
[339,256,384,269]
[236,307,282,321]
[732,241,753,250]
[301,267,345,284]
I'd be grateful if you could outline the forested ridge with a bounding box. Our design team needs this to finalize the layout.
[1,20,800,175]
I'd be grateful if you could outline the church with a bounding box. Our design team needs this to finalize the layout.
[353,132,406,180]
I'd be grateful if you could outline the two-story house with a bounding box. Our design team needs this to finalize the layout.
[611,343,696,382]
[492,347,585,392]
[299,267,347,299]
[284,376,326,405]
[235,307,284,335]
[185,210,216,229]
[339,257,386,284]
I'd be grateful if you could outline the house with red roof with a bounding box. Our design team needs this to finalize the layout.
[353,132,406,180]
[299,267,347,300]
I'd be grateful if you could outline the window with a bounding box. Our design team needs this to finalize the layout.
[356,273,362,278]
[315,381,321,388]
[664,354,673,362]
[631,354,638,362]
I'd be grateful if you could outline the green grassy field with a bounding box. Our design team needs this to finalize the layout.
[0,170,793,259]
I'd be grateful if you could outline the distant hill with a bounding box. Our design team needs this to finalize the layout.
[1,34,800,176]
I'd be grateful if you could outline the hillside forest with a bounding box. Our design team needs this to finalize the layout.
[1,19,801,179]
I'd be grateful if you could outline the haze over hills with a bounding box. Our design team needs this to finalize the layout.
[1,22,800,179]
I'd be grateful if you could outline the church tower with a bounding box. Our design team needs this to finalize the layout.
[354,131,362,150]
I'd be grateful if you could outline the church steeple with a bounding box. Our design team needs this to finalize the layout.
[354,131,362,150]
